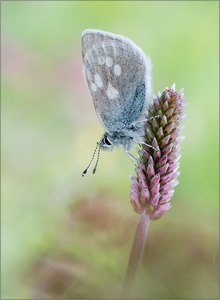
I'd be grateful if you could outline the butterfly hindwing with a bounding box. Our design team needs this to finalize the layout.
[81,29,151,133]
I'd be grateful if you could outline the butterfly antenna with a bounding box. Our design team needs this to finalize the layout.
[82,144,99,177]
[92,144,101,174]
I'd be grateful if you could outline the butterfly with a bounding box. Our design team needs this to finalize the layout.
[81,29,152,176]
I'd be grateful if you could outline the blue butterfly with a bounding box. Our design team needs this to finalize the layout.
[81,29,152,176]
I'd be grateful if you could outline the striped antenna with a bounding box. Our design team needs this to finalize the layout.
[92,144,101,174]
[82,143,99,177]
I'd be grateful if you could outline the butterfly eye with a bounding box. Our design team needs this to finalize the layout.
[104,136,112,146]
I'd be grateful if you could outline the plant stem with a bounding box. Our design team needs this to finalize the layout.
[122,211,150,297]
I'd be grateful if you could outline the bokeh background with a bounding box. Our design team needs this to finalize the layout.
[1,1,219,299]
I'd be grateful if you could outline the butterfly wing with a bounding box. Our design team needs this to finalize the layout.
[81,29,151,133]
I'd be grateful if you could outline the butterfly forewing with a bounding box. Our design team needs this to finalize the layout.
[81,30,151,133]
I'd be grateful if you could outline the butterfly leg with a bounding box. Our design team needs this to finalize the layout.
[125,150,137,162]
[125,143,138,162]
[132,119,147,127]
[139,141,158,151]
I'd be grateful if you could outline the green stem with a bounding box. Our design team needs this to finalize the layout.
[122,211,150,297]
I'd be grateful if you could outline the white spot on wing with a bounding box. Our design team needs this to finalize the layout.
[106,82,119,99]
[113,64,121,76]
[90,83,97,92]
[86,69,93,81]
[94,74,103,88]
[98,56,105,65]
[106,57,113,67]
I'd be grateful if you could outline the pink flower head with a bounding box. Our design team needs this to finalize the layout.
[130,85,185,220]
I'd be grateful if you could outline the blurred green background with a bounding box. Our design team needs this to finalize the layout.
[1,1,219,299]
